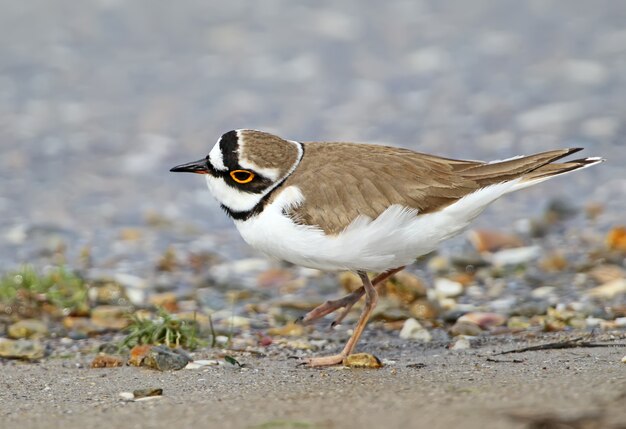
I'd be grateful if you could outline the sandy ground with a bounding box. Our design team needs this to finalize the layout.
[1,333,625,429]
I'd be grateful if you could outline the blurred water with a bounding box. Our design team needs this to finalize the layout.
[0,0,625,272]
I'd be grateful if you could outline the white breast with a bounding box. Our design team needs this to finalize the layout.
[233,181,520,272]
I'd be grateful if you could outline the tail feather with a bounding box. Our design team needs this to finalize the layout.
[521,157,603,181]
[460,148,587,187]
[512,155,604,191]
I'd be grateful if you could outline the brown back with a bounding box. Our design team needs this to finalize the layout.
[278,142,579,234]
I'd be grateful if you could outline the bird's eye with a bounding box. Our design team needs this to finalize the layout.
[230,170,255,184]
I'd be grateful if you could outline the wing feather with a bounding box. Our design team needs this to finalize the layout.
[276,143,587,234]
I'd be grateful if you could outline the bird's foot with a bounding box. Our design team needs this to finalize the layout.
[298,353,347,368]
[296,288,364,326]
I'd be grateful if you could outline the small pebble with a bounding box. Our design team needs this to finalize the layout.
[488,246,541,267]
[0,338,45,360]
[511,301,550,317]
[391,271,428,300]
[606,227,626,251]
[457,312,507,329]
[63,317,104,336]
[450,336,471,350]
[7,319,49,339]
[586,279,626,299]
[128,345,152,366]
[450,321,483,337]
[128,344,191,370]
[531,286,557,300]
[185,359,220,369]
[133,388,163,399]
[91,354,124,368]
[148,292,179,313]
[119,392,135,401]
[507,316,531,330]
[399,318,432,342]
[90,305,132,330]
[215,335,230,345]
[468,229,523,253]
[343,353,383,369]
[434,278,464,298]
[409,299,439,320]
[141,346,192,371]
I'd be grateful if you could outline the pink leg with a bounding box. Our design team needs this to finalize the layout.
[297,266,405,326]
[302,271,380,367]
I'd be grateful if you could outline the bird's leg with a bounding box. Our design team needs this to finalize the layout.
[302,271,379,367]
[330,266,405,327]
[297,266,404,326]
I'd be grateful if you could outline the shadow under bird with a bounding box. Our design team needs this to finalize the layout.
[170,129,603,367]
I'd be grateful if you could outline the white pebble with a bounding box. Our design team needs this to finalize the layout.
[215,335,230,345]
[451,336,471,350]
[185,359,220,369]
[488,246,541,267]
[434,278,464,298]
[399,318,432,342]
[531,286,556,299]
[119,392,134,401]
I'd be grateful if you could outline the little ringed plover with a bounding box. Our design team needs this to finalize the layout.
[171,129,603,367]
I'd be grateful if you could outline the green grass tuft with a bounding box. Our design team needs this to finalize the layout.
[121,307,204,350]
[0,265,89,317]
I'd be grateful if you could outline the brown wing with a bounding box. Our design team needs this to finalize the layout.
[280,142,581,235]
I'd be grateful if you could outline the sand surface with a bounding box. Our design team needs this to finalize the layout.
[1,334,625,429]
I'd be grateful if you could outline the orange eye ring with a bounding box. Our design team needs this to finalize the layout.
[230,169,255,184]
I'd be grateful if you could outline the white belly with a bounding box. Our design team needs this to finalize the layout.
[233,182,519,272]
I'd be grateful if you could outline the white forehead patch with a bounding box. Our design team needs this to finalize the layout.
[238,158,280,181]
[208,138,227,171]
[236,130,280,181]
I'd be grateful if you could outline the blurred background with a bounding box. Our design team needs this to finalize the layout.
[0,0,625,280]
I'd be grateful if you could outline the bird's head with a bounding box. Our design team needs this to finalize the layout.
[170,129,303,216]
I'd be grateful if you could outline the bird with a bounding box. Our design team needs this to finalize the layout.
[170,129,603,367]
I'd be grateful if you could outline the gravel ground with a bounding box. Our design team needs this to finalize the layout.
[1,333,625,429]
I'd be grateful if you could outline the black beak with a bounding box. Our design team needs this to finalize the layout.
[170,158,209,174]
